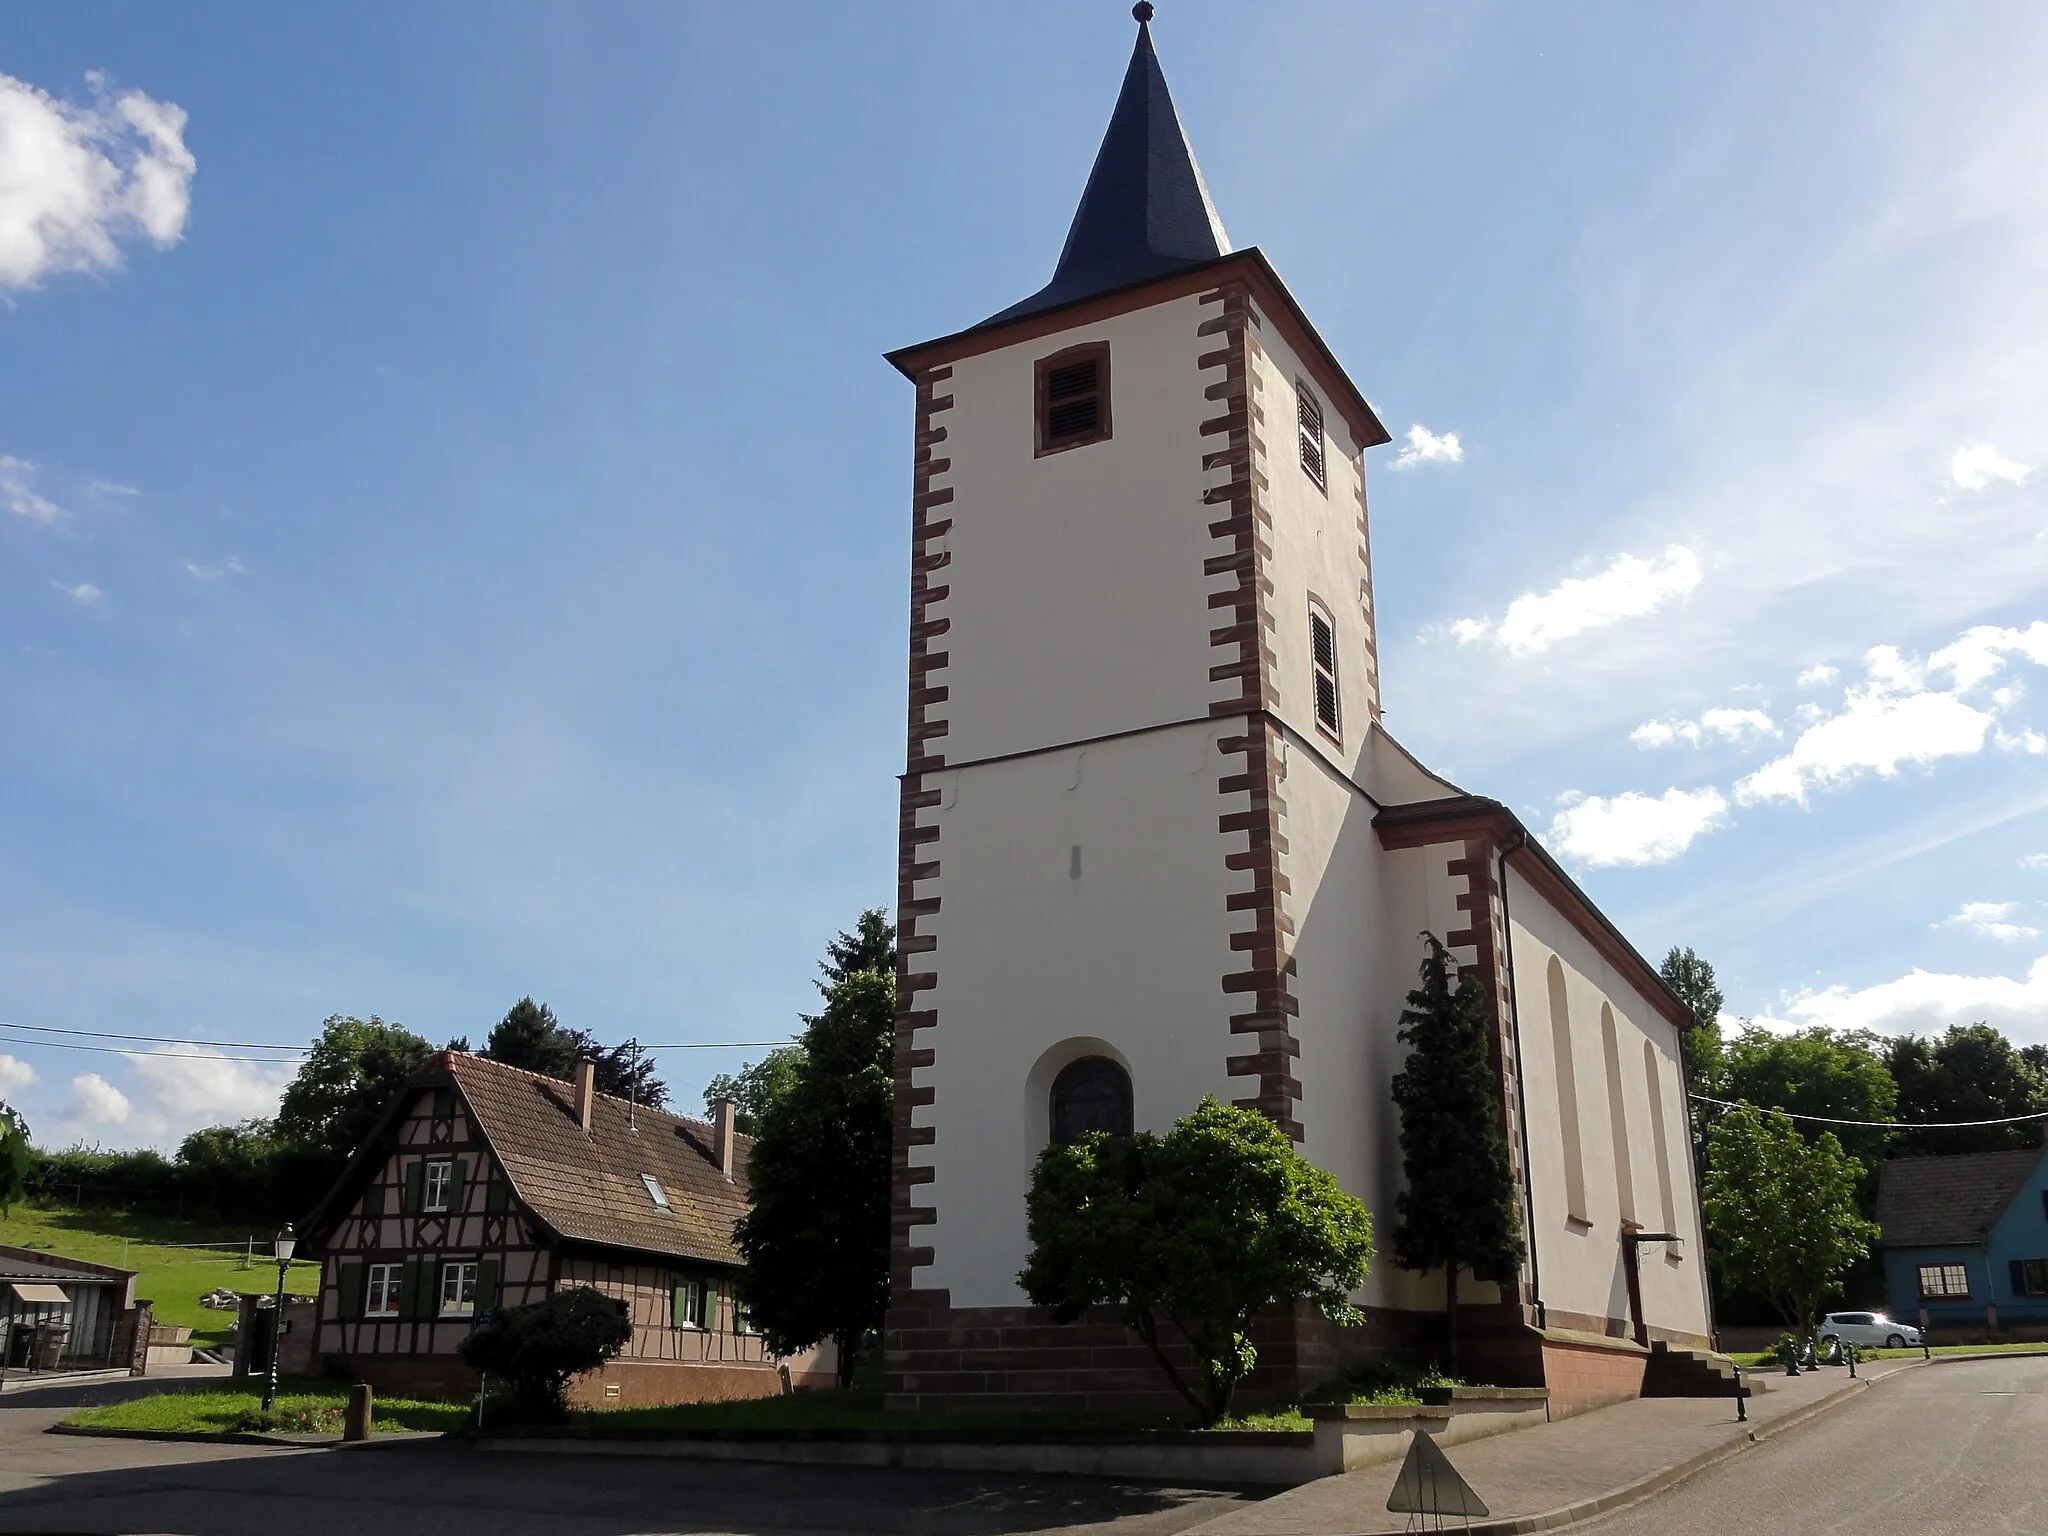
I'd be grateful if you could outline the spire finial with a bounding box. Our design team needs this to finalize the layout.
[1133,3,1154,23]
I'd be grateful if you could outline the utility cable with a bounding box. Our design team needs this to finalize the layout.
[1690,1092,2048,1131]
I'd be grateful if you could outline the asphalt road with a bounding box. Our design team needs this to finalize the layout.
[1581,1352,2048,1536]
[0,1375,1253,1536]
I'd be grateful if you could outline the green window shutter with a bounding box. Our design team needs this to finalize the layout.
[671,1280,687,1330]
[361,1185,384,1217]
[2012,1260,2030,1297]
[424,1259,444,1319]
[399,1257,424,1319]
[446,1159,467,1214]
[432,1087,453,1119]
[485,1178,509,1213]
[403,1161,424,1213]
[704,1280,719,1329]
[477,1256,501,1313]
[337,1261,363,1321]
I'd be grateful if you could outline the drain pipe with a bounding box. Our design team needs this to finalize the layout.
[1497,834,1544,1329]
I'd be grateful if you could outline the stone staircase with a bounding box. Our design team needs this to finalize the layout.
[1640,1340,1760,1398]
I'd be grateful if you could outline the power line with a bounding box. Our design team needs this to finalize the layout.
[0,1021,305,1052]
[1691,1092,2048,1131]
[0,1034,308,1065]
[637,1041,795,1051]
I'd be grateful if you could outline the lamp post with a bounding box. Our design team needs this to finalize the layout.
[261,1223,296,1415]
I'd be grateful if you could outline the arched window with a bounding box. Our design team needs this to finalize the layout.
[1547,957,1590,1225]
[1050,1057,1133,1144]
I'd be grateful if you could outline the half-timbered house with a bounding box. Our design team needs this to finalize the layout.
[302,1050,833,1405]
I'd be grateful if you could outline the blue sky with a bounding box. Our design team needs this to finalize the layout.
[2,2,2044,1147]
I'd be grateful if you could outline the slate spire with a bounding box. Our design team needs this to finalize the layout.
[985,5,1231,326]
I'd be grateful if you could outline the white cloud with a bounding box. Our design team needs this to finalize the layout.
[0,70,195,291]
[1762,956,2048,1047]
[123,1047,290,1126]
[66,1072,130,1126]
[1631,707,1778,750]
[1939,901,2039,942]
[1797,665,1839,688]
[1950,441,2033,491]
[51,581,103,604]
[0,1056,35,1097]
[0,457,66,525]
[1544,785,1730,867]
[2022,853,2048,871]
[1391,423,1464,470]
[86,479,137,497]
[183,556,246,580]
[1733,637,2026,805]
[1451,546,1704,656]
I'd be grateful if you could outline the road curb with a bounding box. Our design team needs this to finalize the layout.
[46,1423,440,1449]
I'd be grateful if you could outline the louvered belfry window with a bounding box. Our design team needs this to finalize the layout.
[1309,601,1341,740]
[1297,382,1327,491]
[1036,343,1112,454]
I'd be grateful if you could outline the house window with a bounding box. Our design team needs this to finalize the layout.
[423,1160,454,1212]
[1918,1263,1972,1300]
[1297,382,1326,491]
[2010,1259,2048,1297]
[364,1262,402,1319]
[1051,1056,1133,1144]
[640,1173,672,1211]
[733,1297,755,1335]
[439,1261,479,1317]
[1308,600,1340,740]
[1036,343,1111,455]
[673,1277,709,1330]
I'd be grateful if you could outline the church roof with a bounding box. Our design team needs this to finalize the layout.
[982,6,1231,328]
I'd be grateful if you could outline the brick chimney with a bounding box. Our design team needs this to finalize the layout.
[710,1098,737,1179]
[573,1059,597,1133]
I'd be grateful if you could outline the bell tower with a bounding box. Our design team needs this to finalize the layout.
[885,6,1395,1411]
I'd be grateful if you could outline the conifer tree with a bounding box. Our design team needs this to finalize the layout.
[1390,934,1524,1374]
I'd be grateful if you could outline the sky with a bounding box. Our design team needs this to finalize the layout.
[2,1,2045,1149]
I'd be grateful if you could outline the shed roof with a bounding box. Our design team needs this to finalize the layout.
[1875,1148,2043,1249]
[0,1246,133,1286]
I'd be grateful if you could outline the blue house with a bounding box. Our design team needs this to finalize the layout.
[1876,1145,2048,1334]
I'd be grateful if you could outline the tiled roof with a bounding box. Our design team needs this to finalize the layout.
[443,1053,753,1269]
[1875,1148,2042,1249]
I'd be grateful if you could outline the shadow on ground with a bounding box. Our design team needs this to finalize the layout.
[0,1431,1257,1536]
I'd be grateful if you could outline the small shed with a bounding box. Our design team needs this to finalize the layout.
[0,1246,150,1378]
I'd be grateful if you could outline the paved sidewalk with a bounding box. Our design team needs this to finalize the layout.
[1189,1358,1915,1535]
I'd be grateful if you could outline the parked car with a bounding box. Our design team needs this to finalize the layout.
[1819,1311,1920,1349]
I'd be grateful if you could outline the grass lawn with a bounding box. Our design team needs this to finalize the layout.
[0,1205,320,1352]
[62,1377,469,1436]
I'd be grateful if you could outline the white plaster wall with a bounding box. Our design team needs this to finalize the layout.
[916,724,1240,1305]
[1250,309,1378,769]
[1505,872,1713,1341]
[938,294,1220,766]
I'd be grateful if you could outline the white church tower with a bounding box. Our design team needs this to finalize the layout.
[886,6,1716,1416]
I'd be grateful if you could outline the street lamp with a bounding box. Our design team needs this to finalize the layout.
[261,1223,296,1414]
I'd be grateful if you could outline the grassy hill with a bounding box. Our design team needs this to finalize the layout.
[1,1204,320,1353]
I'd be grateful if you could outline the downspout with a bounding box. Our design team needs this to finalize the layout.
[1497,835,1544,1330]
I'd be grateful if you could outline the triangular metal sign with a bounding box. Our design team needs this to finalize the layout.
[1386,1431,1490,1517]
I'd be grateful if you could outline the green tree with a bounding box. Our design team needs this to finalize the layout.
[1659,946,1726,1133]
[0,1104,31,1214]
[483,998,577,1079]
[1020,1096,1373,1426]
[1886,1024,2048,1156]
[704,1047,805,1135]
[1388,935,1524,1374]
[1703,1105,1878,1344]
[275,1015,435,1165]
[816,908,896,993]
[457,1287,633,1420]
[1722,1026,1896,1170]
[732,968,894,1388]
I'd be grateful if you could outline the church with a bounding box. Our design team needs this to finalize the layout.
[885,7,1715,1419]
